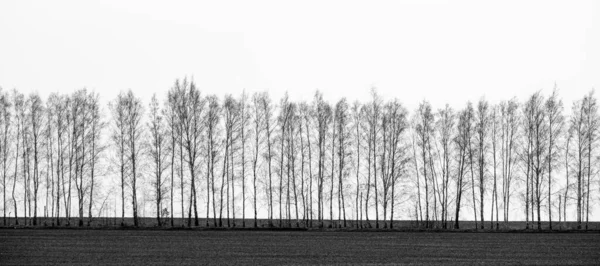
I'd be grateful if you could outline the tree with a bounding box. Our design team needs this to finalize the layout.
[277,94,291,226]
[0,89,10,226]
[109,90,144,227]
[489,105,499,229]
[87,92,104,226]
[258,92,275,227]
[221,95,240,227]
[124,90,144,227]
[474,98,489,229]
[382,99,409,229]
[563,126,572,228]
[148,94,169,226]
[11,90,24,225]
[71,89,90,227]
[16,90,30,225]
[414,100,434,228]
[175,80,205,227]
[334,98,351,227]
[435,104,455,229]
[250,93,264,228]
[165,89,179,227]
[545,87,564,230]
[48,93,68,226]
[523,91,547,230]
[239,92,250,228]
[569,99,586,229]
[367,90,383,228]
[287,103,300,227]
[299,102,314,227]
[204,95,220,227]
[109,92,128,226]
[314,91,332,228]
[500,99,519,225]
[454,103,474,229]
[581,90,598,230]
[351,101,363,228]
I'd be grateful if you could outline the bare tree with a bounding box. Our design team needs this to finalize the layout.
[44,97,54,224]
[523,91,547,230]
[277,94,291,227]
[0,89,10,226]
[148,94,169,226]
[474,98,489,229]
[17,91,31,225]
[287,103,299,227]
[109,92,128,226]
[263,93,275,227]
[490,105,499,229]
[500,99,519,225]
[454,103,474,229]
[466,103,478,229]
[569,99,586,229]
[563,126,572,228]
[48,93,67,226]
[334,98,351,227]
[435,104,455,229]
[175,80,205,227]
[329,102,336,228]
[109,90,144,227]
[314,91,332,228]
[581,90,598,230]
[72,89,90,227]
[239,92,250,228]
[87,92,104,226]
[11,90,23,225]
[250,93,264,228]
[384,99,409,229]
[368,90,382,228]
[165,89,179,226]
[204,95,220,227]
[299,102,314,227]
[414,100,434,228]
[545,87,564,230]
[125,90,144,227]
[351,101,363,228]
[532,96,548,231]
[222,95,240,227]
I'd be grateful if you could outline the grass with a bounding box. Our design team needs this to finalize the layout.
[0,229,599,265]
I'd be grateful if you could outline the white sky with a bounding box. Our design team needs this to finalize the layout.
[1,0,599,112]
[1,0,599,221]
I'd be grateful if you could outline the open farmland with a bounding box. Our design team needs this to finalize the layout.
[1,229,599,265]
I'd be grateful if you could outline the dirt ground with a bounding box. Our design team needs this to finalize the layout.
[1,229,599,265]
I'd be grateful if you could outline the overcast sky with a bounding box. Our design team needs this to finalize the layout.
[1,0,599,112]
[1,0,599,220]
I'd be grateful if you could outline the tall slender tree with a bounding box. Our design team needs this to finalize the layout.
[0,89,10,226]
[148,94,169,226]
[109,92,128,226]
[454,103,473,229]
[314,91,331,228]
[176,80,205,227]
[334,98,350,228]
[581,90,598,230]
[475,98,489,229]
[545,88,564,230]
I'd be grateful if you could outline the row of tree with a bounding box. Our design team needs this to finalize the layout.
[0,80,597,230]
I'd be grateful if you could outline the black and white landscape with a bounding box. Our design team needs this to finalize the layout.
[1,1,599,265]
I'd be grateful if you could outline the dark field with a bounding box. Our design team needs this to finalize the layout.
[1,229,599,265]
